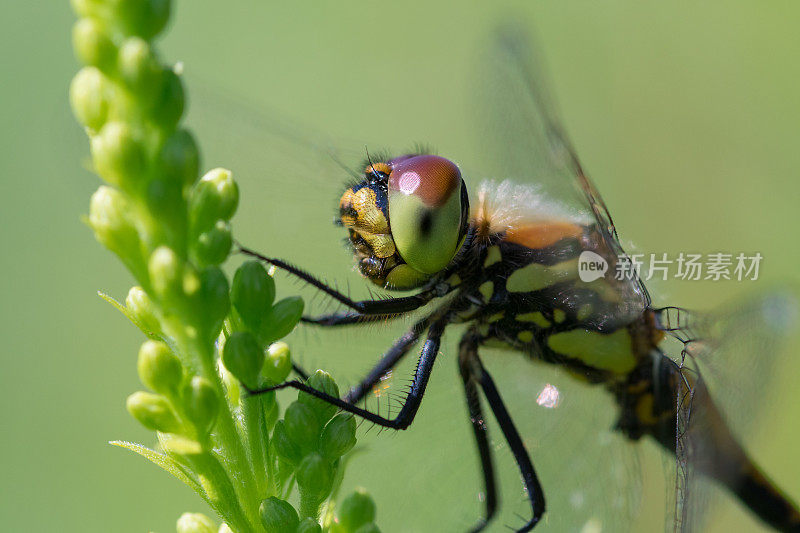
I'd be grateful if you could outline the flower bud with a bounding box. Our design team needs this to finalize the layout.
[159,129,200,187]
[218,525,234,533]
[126,286,162,335]
[182,376,219,436]
[176,512,216,533]
[161,435,202,456]
[319,413,356,461]
[137,339,182,395]
[189,168,238,234]
[91,121,146,190]
[271,420,301,464]
[118,37,161,95]
[296,518,322,533]
[298,370,339,424]
[149,246,183,302]
[296,452,334,503]
[151,67,184,129]
[336,488,376,532]
[222,331,264,389]
[283,401,322,452]
[259,497,299,533]
[145,176,185,226]
[231,260,275,332]
[260,296,304,344]
[196,267,230,337]
[116,0,171,40]
[72,18,115,71]
[88,186,143,268]
[263,342,292,384]
[193,220,232,267]
[70,66,109,132]
[126,391,180,433]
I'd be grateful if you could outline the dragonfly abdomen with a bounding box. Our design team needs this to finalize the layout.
[614,351,800,531]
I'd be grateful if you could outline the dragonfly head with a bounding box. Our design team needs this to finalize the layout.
[338,154,470,290]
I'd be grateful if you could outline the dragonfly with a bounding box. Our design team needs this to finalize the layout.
[229,26,800,532]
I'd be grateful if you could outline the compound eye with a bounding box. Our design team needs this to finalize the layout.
[387,155,465,274]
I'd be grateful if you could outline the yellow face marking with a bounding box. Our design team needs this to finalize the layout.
[477,324,490,336]
[516,312,550,328]
[365,162,391,175]
[340,187,395,258]
[517,331,534,343]
[488,312,504,323]
[483,246,502,267]
[547,328,637,374]
[447,273,461,286]
[506,258,579,293]
[553,309,566,323]
[479,281,494,302]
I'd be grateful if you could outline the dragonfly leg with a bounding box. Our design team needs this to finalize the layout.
[246,319,446,430]
[343,316,429,404]
[470,351,545,532]
[457,331,498,533]
[238,245,438,315]
[301,311,399,327]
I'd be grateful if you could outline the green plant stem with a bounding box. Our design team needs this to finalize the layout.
[242,394,270,499]
[188,450,254,533]
[173,327,259,523]
[299,492,321,522]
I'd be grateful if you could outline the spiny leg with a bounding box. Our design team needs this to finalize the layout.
[343,316,430,405]
[247,319,447,430]
[473,354,545,532]
[301,311,397,326]
[289,315,429,403]
[294,305,423,380]
[238,245,439,315]
[458,332,498,533]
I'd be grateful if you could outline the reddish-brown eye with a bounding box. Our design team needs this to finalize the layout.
[388,155,462,208]
[386,155,466,274]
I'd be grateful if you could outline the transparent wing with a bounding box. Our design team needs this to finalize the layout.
[469,24,650,323]
[346,342,646,532]
[656,288,799,531]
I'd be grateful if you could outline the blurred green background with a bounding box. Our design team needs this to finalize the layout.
[2,1,799,531]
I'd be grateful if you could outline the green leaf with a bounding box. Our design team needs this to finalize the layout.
[260,296,304,344]
[109,440,206,499]
[98,291,160,340]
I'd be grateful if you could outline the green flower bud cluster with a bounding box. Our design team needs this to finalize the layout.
[71,2,380,532]
[230,260,304,348]
[257,487,379,533]
[72,0,235,336]
[270,371,356,519]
